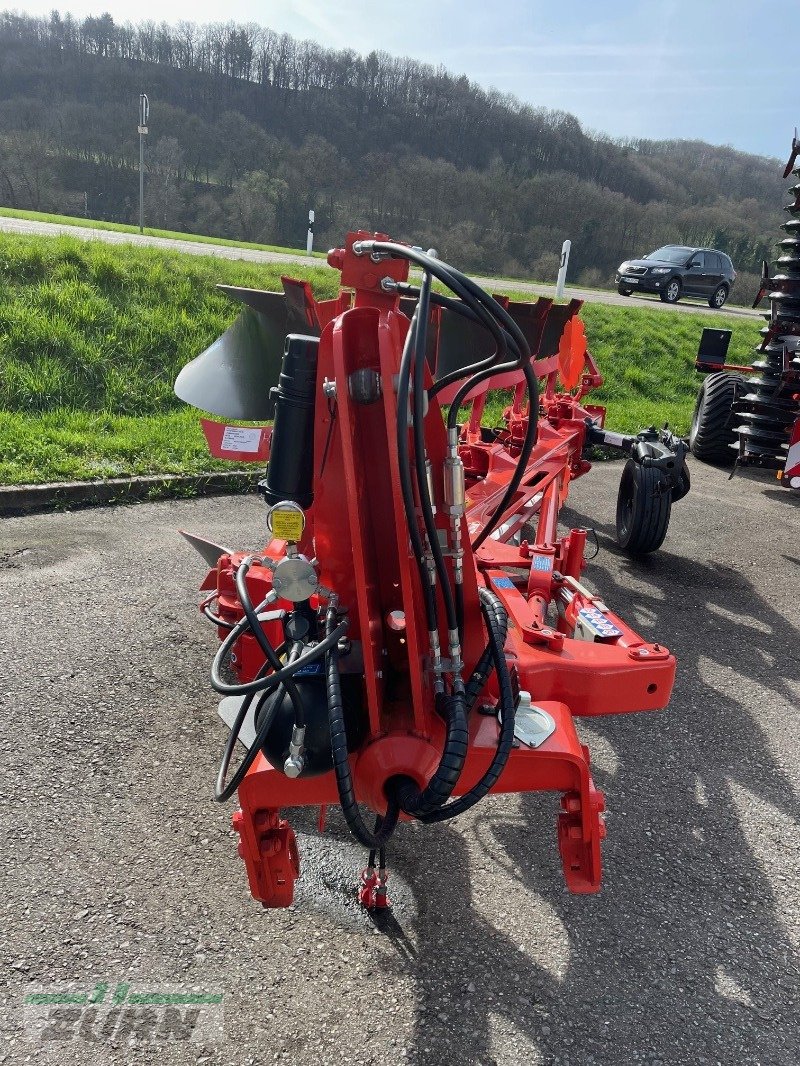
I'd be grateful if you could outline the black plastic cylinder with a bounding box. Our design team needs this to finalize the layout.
[261,334,319,509]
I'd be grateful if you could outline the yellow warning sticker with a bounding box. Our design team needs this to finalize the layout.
[271,508,304,541]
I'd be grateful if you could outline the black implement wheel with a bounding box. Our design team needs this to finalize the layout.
[659,277,681,303]
[672,461,691,502]
[689,371,748,464]
[616,459,672,555]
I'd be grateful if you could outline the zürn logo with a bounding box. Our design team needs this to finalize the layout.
[23,981,224,1044]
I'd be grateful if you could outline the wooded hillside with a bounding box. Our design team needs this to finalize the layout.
[0,11,785,293]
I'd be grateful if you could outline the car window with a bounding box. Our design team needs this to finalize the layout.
[649,246,693,265]
[690,253,705,269]
[710,253,723,270]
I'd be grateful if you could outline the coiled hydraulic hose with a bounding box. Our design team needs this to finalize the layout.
[463,590,510,712]
[387,687,470,817]
[211,603,347,697]
[209,568,346,800]
[415,588,516,822]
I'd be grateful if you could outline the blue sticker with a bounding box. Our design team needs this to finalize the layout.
[294,660,324,678]
[492,576,515,589]
[533,556,553,571]
[578,607,622,639]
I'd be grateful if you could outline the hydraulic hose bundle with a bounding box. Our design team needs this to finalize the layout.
[212,245,535,851]
[210,556,347,801]
[331,240,535,836]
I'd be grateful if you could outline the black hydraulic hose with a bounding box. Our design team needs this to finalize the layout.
[360,241,511,380]
[445,261,530,360]
[396,288,439,633]
[471,359,539,549]
[235,557,306,728]
[411,269,458,637]
[397,284,526,398]
[368,815,386,869]
[416,588,516,822]
[429,291,525,371]
[445,353,522,431]
[214,655,293,802]
[324,607,399,849]
[373,242,537,549]
[203,603,235,631]
[365,241,531,371]
[211,612,348,696]
[387,687,470,818]
[463,592,509,712]
[430,262,539,549]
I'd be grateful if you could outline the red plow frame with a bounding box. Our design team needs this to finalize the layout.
[176,232,686,908]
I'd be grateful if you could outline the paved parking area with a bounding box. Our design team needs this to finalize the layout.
[0,460,797,1064]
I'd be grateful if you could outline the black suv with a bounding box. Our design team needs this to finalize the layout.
[616,246,736,308]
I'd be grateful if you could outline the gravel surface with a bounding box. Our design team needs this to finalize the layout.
[0,215,759,319]
[0,460,797,1065]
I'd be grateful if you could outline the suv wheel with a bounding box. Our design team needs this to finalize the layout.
[709,284,729,309]
[617,284,633,296]
[660,278,681,303]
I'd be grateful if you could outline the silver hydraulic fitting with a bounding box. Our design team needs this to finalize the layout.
[283,724,306,778]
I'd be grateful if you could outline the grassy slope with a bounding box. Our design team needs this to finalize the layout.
[0,206,323,258]
[0,232,762,485]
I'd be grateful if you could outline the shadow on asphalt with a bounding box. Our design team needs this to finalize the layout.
[280,496,798,1064]
[376,508,799,1064]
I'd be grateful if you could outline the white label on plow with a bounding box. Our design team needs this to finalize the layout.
[220,426,263,453]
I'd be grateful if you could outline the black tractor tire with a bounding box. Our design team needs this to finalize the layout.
[709,284,729,309]
[659,278,682,303]
[617,284,633,296]
[689,371,748,464]
[616,459,672,555]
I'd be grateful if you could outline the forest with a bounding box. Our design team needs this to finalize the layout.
[0,10,786,296]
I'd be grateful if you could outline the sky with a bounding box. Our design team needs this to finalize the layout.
[8,0,797,160]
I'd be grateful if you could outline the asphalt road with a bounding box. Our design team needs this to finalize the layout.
[0,215,760,319]
[1,461,798,1065]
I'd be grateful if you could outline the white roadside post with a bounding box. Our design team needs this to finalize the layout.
[138,93,149,234]
[555,239,571,300]
[306,209,315,255]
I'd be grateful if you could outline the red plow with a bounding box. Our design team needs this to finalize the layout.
[175,233,689,908]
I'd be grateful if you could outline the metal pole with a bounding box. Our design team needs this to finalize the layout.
[139,131,144,234]
[138,93,149,235]
[555,239,571,300]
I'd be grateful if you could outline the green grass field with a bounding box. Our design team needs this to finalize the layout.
[0,206,323,258]
[0,232,762,485]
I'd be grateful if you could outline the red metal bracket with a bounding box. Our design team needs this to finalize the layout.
[232,808,300,908]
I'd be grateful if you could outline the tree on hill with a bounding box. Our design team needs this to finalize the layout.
[0,10,784,294]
